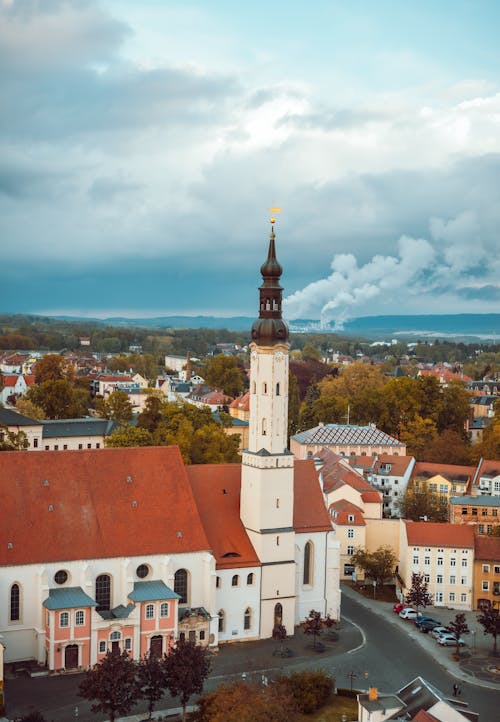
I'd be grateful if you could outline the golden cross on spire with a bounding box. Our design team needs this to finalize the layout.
[269,207,282,225]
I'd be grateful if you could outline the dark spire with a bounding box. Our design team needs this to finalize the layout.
[251,224,289,346]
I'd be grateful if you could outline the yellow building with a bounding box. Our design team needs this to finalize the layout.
[474,536,500,611]
[412,462,473,500]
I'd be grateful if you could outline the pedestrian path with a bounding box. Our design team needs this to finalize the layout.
[340,583,500,690]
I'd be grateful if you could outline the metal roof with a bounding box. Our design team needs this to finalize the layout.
[450,496,500,507]
[42,418,117,438]
[128,580,180,602]
[0,407,42,427]
[292,423,403,447]
[43,586,97,610]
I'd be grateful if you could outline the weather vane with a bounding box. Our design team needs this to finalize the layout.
[269,207,282,226]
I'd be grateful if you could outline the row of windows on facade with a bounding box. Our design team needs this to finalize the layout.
[216,542,314,589]
[461,508,498,517]
[481,580,500,592]
[434,592,469,603]
[28,441,102,450]
[48,602,171,630]
[251,381,281,396]
[8,569,188,622]
[410,574,469,585]
[412,556,470,567]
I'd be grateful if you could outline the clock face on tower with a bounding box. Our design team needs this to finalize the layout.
[275,351,284,362]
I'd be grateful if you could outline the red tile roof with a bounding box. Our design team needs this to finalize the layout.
[413,711,439,722]
[361,490,384,503]
[404,521,475,548]
[412,462,474,484]
[1,375,19,387]
[23,374,36,386]
[329,499,365,526]
[229,392,250,411]
[374,454,414,476]
[293,459,333,533]
[187,464,260,569]
[0,447,210,566]
[475,459,500,479]
[318,448,382,501]
[97,375,133,382]
[474,535,500,561]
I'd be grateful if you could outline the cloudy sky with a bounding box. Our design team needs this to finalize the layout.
[1,0,500,325]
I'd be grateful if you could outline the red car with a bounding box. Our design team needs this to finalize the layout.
[393,602,409,614]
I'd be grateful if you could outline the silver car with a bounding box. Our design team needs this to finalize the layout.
[437,633,465,646]
[431,626,449,639]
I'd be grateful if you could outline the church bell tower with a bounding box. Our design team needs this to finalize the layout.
[240,219,296,638]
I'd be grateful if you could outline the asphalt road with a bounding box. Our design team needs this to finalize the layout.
[5,593,498,721]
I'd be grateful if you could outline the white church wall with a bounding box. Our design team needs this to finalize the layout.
[216,567,260,643]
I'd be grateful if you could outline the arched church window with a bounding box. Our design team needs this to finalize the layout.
[10,583,20,622]
[174,569,188,604]
[274,603,283,626]
[244,607,252,630]
[95,574,111,611]
[218,610,225,633]
[303,541,313,585]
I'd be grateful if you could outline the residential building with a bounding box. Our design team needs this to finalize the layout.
[0,226,341,670]
[412,462,474,499]
[0,374,33,406]
[450,496,500,535]
[351,453,415,518]
[41,418,119,451]
[228,392,250,422]
[418,366,472,386]
[358,676,478,721]
[290,423,406,460]
[0,407,42,450]
[467,379,500,396]
[329,499,366,579]
[398,521,475,610]
[473,535,500,611]
[472,459,500,497]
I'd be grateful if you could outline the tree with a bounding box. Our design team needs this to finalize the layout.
[437,382,471,435]
[396,483,449,523]
[203,355,246,397]
[105,426,154,447]
[448,612,469,657]
[137,652,168,719]
[303,609,333,649]
[399,415,438,459]
[95,390,133,423]
[163,638,211,722]
[14,397,45,420]
[27,379,89,419]
[0,425,29,451]
[78,650,142,722]
[137,395,164,432]
[350,546,397,594]
[34,354,73,384]
[405,572,433,616]
[478,607,500,656]
[424,429,472,465]
[198,681,297,722]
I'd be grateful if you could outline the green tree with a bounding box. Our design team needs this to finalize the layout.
[438,382,471,435]
[164,639,211,722]
[29,379,89,419]
[405,572,433,616]
[350,546,397,594]
[379,376,424,437]
[396,483,449,522]
[137,652,168,719]
[424,429,471,465]
[279,669,334,714]
[0,425,29,451]
[478,607,500,656]
[448,612,469,657]
[203,355,246,397]
[105,426,154,447]
[190,425,240,464]
[471,419,500,462]
[14,397,45,420]
[78,651,142,722]
[301,342,321,361]
[95,390,133,423]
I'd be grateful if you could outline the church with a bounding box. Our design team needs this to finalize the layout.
[0,225,340,671]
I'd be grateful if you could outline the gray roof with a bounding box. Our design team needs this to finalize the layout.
[128,580,180,602]
[0,407,42,427]
[43,586,97,610]
[292,423,403,448]
[42,418,117,439]
[450,495,500,507]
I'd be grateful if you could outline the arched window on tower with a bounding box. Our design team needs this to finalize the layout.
[244,607,252,630]
[262,382,267,394]
[303,541,313,585]
[276,382,280,395]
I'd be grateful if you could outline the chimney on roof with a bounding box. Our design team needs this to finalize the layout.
[368,687,378,701]
[318,421,324,427]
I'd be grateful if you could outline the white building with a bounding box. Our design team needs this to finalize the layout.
[0,226,340,671]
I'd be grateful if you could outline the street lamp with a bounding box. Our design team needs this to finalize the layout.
[347,671,358,691]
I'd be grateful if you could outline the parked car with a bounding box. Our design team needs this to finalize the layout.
[431,626,450,639]
[393,602,408,614]
[418,620,441,633]
[399,608,422,620]
[414,616,439,627]
[437,633,465,647]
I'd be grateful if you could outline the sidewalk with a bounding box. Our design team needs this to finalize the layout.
[340,583,500,690]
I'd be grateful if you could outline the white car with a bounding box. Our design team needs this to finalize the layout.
[431,626,450,639]
[437,633,465,647]
[399,608,422,620]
